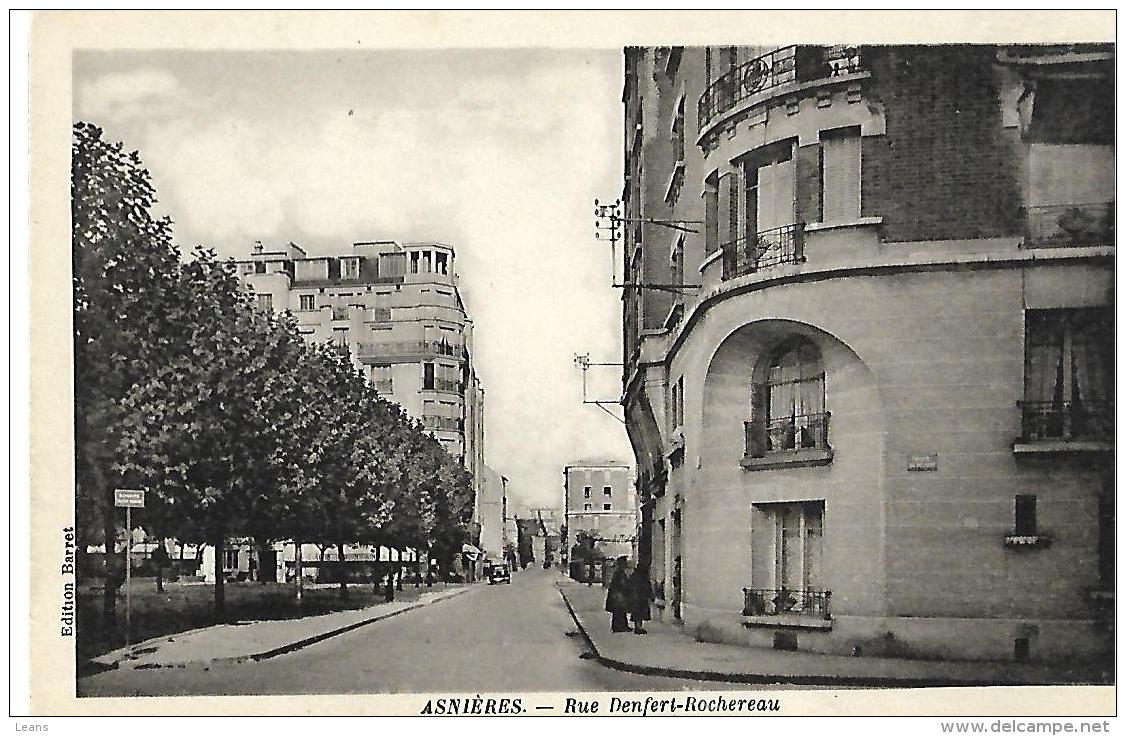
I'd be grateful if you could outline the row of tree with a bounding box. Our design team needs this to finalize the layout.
[72,122,474,623]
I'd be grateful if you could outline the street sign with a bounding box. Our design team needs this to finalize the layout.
[114,489,145,508]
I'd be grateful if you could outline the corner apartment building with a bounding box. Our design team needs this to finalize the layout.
[234,239,490,578]
[564,461,637,561]
[237,239,485,476]
[621,44,1113,664]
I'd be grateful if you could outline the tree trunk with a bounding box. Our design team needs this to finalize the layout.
[214,532,226,620]
[156,551,164,593]
[101,494,118,629]
[294,540,303,603]
[337,542,348,600]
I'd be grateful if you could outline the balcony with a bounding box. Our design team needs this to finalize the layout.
[1015,400,1113,453]
[422,415,464,433]
[332,306,351,321]
[743,411,833,470]
[742,588,832,629]
[427,378,462,394]
[1023,202,1114,248]
[721,223,805,280]
[698,45,864,129]
[354,340,465,363]
[373,379,393,394]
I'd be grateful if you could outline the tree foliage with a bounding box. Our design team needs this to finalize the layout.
[74,123,479,621]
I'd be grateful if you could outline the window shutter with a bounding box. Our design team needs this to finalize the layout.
[821,131,861,222]
[717,172,733,246]
[747,383,768,457]
[727,173,740,246]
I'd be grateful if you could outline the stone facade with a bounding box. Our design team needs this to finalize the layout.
[621,45,1113,663]
[236,239,489,542]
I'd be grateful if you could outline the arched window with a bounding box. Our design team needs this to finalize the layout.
[748,339,828,456]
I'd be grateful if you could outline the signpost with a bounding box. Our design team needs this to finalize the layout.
[114,489,145,646]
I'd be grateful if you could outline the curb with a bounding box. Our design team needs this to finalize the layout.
[95,586,473,673]
[555,585,1096,689]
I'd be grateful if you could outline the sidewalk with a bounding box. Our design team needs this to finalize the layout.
[89,585,471,672]
[557,580,1111,687]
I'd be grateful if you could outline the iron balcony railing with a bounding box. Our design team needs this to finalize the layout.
[746,411,831,457]
[721,223,805,280]
[1019,400,1113,442]
[354,340,463,361]
[1023,202,1114,247]
[429,378,462,393]
[422,415,464,433]
[743,588,832,620]
[699,46,864,128]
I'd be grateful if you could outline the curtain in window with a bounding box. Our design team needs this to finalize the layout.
[1025,312,1064,404]
[1071,316,1111,433]
[803,505,823,591]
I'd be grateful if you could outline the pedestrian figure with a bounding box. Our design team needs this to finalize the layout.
[384,572,395,603]
[629,565,652,634]
[605,557,632,633]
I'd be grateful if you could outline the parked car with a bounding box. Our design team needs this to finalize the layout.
[488,563,511,585]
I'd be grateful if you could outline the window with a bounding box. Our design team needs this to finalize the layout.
[254,261,266,274]
[341,257,360,280]
[1014,495,1037,536]
[423,362,435,390]
[704,171,720,254]
[332,327,348,347]
[1022,309,1112,441]
[603,503,613,511]
[671,237,684,291]
[224,549,239,570]
[583,486,591,499]
[673,97,686,164]
[820,127,861,223]
[603,486,612,496]
[255,293,273,312]
[749,501,826,615]
[744,143,796,239]
[670,375,685,431]
[371,364,392,393]
[584,503,593,512]
[299,294,316,311]
[748,339,828,457]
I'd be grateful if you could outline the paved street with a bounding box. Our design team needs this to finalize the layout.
[78,568,756,696]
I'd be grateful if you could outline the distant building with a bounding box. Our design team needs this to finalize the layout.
[477,465,506,562]
[563,461,636,561]
[230,239,489,576]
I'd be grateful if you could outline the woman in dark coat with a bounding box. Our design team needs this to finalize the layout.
[605,557,632,633]
[629,565,652,634]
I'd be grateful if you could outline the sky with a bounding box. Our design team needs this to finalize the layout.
[73,48,632,514]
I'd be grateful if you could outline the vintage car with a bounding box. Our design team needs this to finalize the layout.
[487,563,511,585]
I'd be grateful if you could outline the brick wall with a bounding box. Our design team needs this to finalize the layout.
[862,46,1024,242]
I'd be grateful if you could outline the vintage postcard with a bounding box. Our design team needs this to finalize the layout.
[24,9,1116,720]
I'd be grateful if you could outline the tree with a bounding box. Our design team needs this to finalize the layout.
[72,122,184,625]
[115,249,312,618]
